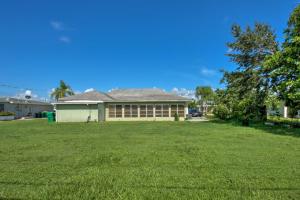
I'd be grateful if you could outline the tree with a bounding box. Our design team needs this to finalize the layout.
[51,80,74,101]
[264,5,300,113]
[195,86,214,114]
[221,23,278,124]
[188,100,198,109]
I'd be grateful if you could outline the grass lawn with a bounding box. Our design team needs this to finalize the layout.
[0,120,299,199]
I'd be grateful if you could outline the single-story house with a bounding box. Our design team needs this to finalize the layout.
[55,89,192,122]
[0,97,53,118]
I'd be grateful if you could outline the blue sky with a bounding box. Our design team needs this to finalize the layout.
[0,0,298,100]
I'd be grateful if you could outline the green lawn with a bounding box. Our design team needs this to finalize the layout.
[0,120,299,199]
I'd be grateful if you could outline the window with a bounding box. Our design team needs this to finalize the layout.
[162,104,170,117]
[124,105,138,118]
[147,105,153,117]
[131,105,138,117]
[108,105,116,118]
[155,105,162,117]
[116,105,122,118]
[140,105,146,117]
[124,105,131,118]
[178,105,185,117]
[109,104,122,118]
[0,104,4,112]
[171,104,185,117]
[171,105,177,117]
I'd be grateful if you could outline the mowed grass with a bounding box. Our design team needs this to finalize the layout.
[0,120,299,199]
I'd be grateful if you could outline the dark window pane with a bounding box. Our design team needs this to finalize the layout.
[140,105,146,117]
[116,105,122,118]
[131,105,138,117]
[147,105,153,117]
[108,105,115,118]
[178,105,185,117]
[124,105,131,118]
[163,104,169,117]
[171,105,177,117]
[155,105,162,117]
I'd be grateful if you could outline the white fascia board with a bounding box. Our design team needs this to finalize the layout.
[64,100,103,103]
[53,100,103,105]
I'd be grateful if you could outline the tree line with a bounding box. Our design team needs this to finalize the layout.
[195,5,300,125]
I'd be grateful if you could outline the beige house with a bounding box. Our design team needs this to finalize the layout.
[0,97,53,118]
[55,89,191,122]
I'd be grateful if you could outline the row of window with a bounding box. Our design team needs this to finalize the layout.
[108,104,185,118]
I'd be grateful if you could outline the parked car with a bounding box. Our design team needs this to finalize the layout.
[188,109,203,117]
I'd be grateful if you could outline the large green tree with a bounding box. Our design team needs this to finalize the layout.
[51,80,74,101]
[264,5,300,112]
[221,23,278,124]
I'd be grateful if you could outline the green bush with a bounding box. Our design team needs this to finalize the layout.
[213,104,231,120]
[174,113,179,121]
[268,116,300,128]
[0,112,15,116]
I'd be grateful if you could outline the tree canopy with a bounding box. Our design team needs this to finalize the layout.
[264,5,300,109]
[51,80,74,101]
[220,23,278,124]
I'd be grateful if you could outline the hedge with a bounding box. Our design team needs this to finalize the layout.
[267,116,300,128]
[0,112,15,116]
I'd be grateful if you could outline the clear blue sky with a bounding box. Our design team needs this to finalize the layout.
[0,0,298,99]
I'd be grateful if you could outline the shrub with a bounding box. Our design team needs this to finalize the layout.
[174,113,179,121]
[213,104,231,120]
[0,112,15,116]
[268,116,300,128]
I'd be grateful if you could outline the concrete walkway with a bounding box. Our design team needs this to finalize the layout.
[186,117,210,122]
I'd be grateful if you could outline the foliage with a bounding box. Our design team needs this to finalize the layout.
[0,120,299,199]
[0,111,15,116]
[219,23,278,125]
[264,5,300,109]
[195,86,214,102]
[195,86,215,115]
[174,112,179,121]
[51,80,75,101]
[268,116,300,128]
[265,92,282,112]
[188,100,197,109]
[213,104,231,120]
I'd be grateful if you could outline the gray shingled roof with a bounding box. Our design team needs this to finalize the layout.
[58,91,114,102]
[0,97,52,105]
[58,89,191,102]
[107,89,190,102]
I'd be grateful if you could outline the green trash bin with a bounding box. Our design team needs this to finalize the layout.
[47,112,55,123]
[42,111,48,118]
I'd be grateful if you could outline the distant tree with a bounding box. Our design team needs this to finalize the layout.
[222,23,278,125]
[51,80,74,101]
[264,5,300,113]
[195,86,214,114]
[188,100,198,109]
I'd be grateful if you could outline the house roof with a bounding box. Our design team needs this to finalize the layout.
[107,89,191,102]
[0,97,52,106]
[58,91,114,102]
[58,89,191,103]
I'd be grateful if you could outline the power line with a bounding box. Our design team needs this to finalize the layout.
[0,83,50,92]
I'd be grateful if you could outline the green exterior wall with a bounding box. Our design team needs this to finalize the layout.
[56,104,99,122]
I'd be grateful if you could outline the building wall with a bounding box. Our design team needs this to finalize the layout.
[2,103,53,118]
[56,104,98,122]
[105,102,188,121]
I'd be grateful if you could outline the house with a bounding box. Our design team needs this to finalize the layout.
[55,89,192,122]
[0,97,53,118]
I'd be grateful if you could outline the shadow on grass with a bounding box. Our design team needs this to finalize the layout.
[208,118,300,138]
